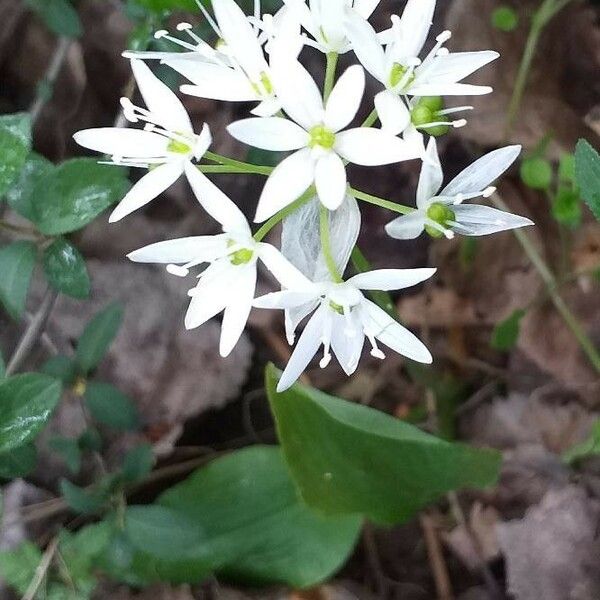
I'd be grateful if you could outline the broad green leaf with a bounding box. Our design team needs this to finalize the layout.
[41,355,78,385]
[84,382,139,431]
[26,0,82,38]
[76,304,124,374]
[0,374,62,453]
[575,139,600,221]
[32,159,130,235]
[50,436,81,474]
[126,446,362,588]
[59,522,113,583]
[0,241,37,320]
[0,443,37,479]
[60,480,109,515]
[43,238,91,299]
[267,365,501,525]
[0,124,30,197]
[491,309,526,351]
[122,443,154,483]
[563,421,600,464]
[0,542,42,595]
[6,153,54,221]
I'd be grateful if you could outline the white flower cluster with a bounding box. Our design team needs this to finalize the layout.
[74,0,533,392]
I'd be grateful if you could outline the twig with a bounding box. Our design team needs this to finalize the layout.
[21,536,59,600]
[29,37,72,126]
[6,288,59,376]
[420,513,454,600]
[362,523,388,597]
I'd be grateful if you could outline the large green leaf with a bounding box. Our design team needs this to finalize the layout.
[26,0,82,38]
[0,122,30,197]
[0,241,38,320]
[32,159,130,235]
[266,364,501,525]
[75,304,124,374]
[6,153,54,221]
[43,238,90,299]
[0,443,37,479]
[575,139,600,221]
[0,374,62,453]
[125,446,362,588]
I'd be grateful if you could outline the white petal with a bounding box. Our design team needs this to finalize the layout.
[335,128,420,165]
[285,300,320,345]
[416,137,443,208]
[441,146,522,197]
[270,56,324,130]
[220,265,257,357]
[169,61,257,101]
[395,0,435,58]
[324,65,365,132]
[258,243,313,289]
[374,91,410,136]
[212,0,268,79]
[254,290,320,310]
[277,305,327,392]
[193,123,213,161]
[331,312,364,376]
[185,262,232,330]
[255,149,315,222]
[348,268,436,291]
[385,211,426,240]
[251,98,282,117]
[315,153,347,210]
[344,9,386,82]
[362,300,433,363]
[73,128,169,158]
[184,163,251,235]
[452,204,534,236]
[353,0,381,19]
[127,235,228,264]
[227,117,309,151]
[109,161,183,223]
[130,59,192,133]
[416,51,499,85]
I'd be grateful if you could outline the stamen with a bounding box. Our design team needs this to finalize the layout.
[438,106,474,116]
[154,29,201,52]
[366,333,386,360]
[195,0,222,38]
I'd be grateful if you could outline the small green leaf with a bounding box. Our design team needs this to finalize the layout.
[26,0,82,38]
[0,113,32,146]
[6,153,54,221]
[0,124,30,197]
[575,139,600,221]
[122,443,154,483]
[552,187,582,228]
[43,238,91,299]
[491,6,519,31]
[76,304,124,374]
[79,428,103,453]
[0,542,42,595]
[520,157,553,190]
[60,479,109,515]
[85,382,140,431]
[32,159,130,235]
[491,309,526,351]
[126,446,362,588]
[0,241,37,320]
[41,355,78,385]
[50,436,82,474]
[0,374,62,453]
[0,444,37,479]
[563,421,600,464]
[267,365,501,525]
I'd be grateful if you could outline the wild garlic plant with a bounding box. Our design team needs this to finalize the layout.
[74,0,534,391]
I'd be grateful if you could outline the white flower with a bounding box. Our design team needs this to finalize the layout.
[345,0,498,134]
[128,163,305,357]
[386,138,534,240]
[125,0,297,117]
[282,0,381,54]
[228,61,419,222]
[255,268,436,391]
[73,59,211,222]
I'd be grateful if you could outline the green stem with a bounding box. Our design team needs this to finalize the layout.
[350,188,414,215]
[203,151,273,175]
[324,52,339,103]
[505,0,573,138]
[198,164,272,176]
[320,205,343,283]
[253,188,314,242]
[493,194,600,374]
[361,108,379,128]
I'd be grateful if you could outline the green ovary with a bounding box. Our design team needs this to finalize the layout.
[410,97,450,137]
[230,248,254,266]
[425,202,456,239]
[329,300,345,315]
[309,125,336,150]
[389,63,416,90]
[167,138,192,155]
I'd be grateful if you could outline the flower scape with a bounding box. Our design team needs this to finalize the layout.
[74,0,534,392]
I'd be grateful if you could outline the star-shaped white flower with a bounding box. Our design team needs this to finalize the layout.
[228,61,419,222]
[125,0,295,117]
[73,59,211,222]
[345,0,498,135]
[282,0,382,54]
[254,268,436,391]
[128,163,305,357]
[386,138,534,240]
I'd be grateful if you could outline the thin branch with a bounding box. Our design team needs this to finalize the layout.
[21,536,59,600]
